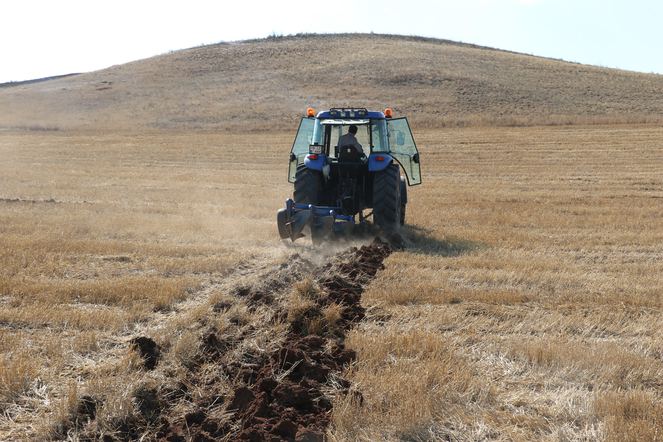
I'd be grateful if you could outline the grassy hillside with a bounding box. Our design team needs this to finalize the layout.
[2,33,663,131]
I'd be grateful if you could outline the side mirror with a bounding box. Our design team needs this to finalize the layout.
[396,131,405,146]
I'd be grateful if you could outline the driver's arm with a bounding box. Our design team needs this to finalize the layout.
[355,141,367,159]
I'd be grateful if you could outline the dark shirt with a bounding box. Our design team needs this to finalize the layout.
[338,133,363,155]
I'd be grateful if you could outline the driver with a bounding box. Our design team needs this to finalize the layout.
[338,125,364,156]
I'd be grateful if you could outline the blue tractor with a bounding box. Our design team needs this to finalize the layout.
[277,107,421,242]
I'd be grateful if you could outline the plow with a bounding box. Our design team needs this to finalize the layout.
[277,107,422,242]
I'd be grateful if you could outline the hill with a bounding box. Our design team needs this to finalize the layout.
[1,33,663,131]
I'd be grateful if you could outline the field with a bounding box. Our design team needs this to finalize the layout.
[1,125,662,440]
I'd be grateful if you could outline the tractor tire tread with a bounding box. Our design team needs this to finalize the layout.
[373,164,401,231]
[294,164,321,204]
[399,176,407,226]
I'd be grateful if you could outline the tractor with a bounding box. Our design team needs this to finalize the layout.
[277,107,421,242]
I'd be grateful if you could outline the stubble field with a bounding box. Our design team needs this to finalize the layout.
[1,125,662,440]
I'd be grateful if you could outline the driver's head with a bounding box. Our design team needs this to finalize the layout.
[348,125,358,135]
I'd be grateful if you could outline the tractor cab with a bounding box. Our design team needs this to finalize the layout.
[287,108,421,186]
[278,107,422,242]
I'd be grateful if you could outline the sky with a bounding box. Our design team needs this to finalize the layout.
[1,0,662,83]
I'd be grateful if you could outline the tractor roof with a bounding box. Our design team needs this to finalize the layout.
[316,108,385,120]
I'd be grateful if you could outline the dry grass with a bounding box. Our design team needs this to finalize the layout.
[333,329,491,441]
[0,131,288,439]
[2,34,663,132]
[322,303,344,333]
[0,352,38,412]
[331,125,663,441]
[1,125,662,439]
[594,390,663,442]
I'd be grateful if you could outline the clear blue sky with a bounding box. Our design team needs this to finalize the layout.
[1,0,661,83]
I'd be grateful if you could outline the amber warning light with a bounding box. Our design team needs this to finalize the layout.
[384,108,393,118]
[306,107,316,117]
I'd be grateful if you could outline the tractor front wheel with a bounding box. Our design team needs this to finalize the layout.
[373,164,401,232]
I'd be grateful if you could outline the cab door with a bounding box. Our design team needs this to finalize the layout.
[387,117,421,185]
[288,117,316,182]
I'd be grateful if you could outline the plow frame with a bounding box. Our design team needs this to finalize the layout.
[277,198,362,242]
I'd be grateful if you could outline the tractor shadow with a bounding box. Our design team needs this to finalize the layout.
[398,225,484,257]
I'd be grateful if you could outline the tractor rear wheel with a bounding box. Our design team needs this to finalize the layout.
[373,164,401,232]
[294,164,321,204]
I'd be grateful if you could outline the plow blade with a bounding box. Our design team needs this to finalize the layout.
[288,209,311,241]
[277,199,356,243]
[277,205,312,241]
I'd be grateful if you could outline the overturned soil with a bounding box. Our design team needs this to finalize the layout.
[69,239,392,441]
[227,241,391,441]
[130,336,161,370]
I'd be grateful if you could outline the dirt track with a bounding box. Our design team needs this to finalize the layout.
[64,239,391,441]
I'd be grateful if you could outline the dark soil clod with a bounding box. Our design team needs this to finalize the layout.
[222,238,393,440]
[104,238,392,441]
[134,386,162,422]
[201,331,230,358]
[130,336,161,370]
[184,410,206,426]
[296,429,326,442]
[76,395,98,423]
[229,387,256,412]
[212,300,232,312]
